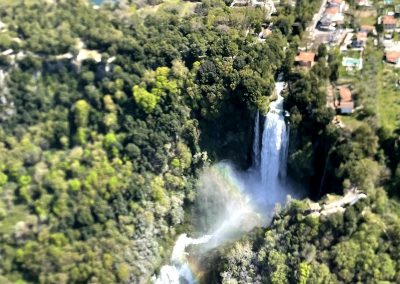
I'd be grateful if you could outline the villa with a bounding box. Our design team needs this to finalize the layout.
[385,50,400,64]
[324,6,345,24]
[337,86,354,114]
[325,6,340,17]
[295,52,315,68]
[327,0,346,12]
[382,15,397,31]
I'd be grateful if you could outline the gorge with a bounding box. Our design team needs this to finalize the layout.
[155,79,292,283]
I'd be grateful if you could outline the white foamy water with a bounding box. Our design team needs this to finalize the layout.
[154,234,212,284]
[260,81,288,202]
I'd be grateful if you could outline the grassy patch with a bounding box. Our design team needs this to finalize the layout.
[339,115,365,130]
[354,10,377,26]
[138,0,198,17]
[377,66,400,131]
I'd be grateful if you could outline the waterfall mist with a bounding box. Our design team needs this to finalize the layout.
[194,163,263,249]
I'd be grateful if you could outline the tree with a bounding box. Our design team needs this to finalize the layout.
[74,100,91,128]
[132,85,159,114]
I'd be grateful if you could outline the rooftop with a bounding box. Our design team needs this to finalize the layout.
[325,6,340,15]
[382,15,397,25]
[386,51,400,62]
[360,25,375,32]
[339,87,352,102]
[295,52,316,62]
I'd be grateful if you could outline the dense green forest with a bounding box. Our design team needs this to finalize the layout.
[0,0,285,282]
[0,0,399,283]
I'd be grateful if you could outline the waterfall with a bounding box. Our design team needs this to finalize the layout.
[260,112,286,193]
[154,80,290,284]
[154,234,212,284]
[260,81,288,197]
[252,110,260,169]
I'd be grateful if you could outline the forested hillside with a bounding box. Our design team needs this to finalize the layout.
[1,0,400,283]
[0,0,286,282]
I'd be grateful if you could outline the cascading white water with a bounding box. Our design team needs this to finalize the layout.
[252,110,260,169]
[260,81,288,199]
[154,234,212,284]
[154,81,290,284]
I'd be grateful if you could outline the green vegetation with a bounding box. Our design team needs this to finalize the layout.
[137,0,198,17]
[214,189,400,283]
[0,0,287,282]
[209,0,400,282]
[0,0,400,283]
[377,65,400,132]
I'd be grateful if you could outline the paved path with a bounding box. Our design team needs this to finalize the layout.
[307,0,328,42]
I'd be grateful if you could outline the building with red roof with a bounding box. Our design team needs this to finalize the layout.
[382,15,397,30]
[385,51,400,64]
[295,52,316,68]
[337,87,354,114]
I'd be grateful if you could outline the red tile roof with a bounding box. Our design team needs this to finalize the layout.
[338,87,354,111]
[326,6,340,15]
[386,51,400,63]
[382,15,397,25]
[330,0,344,4]
[339,87,352,102]
[360,25,375,32]
[295,52,315,62]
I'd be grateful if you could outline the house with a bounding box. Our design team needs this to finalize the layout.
[382,15,397,30]
[325,6,340,16]
[385,50,400,64]
[295,52,315,68]
[324,6,345,23]
[337,87,354,114]
[328,0,345,12]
